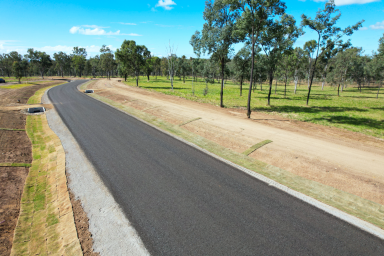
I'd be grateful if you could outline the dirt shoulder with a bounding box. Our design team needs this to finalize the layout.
[87,78,384,206]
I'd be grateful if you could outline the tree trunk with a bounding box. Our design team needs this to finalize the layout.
[125,74,127,81]
[220,59,225,108]
[275,79,277,94]
[267,73,273,106]
[377,81,382,99]
[337,83,340,96]
[240,77,243,96]
[247,27,256,118]
[284,75,287,97]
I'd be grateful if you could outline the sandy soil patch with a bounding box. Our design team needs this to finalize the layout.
[87,78,384,206]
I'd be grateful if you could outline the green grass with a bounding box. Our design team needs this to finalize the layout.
[123,76,384,138]
[0,76,40,83]
[0,162,32,167]
[243,140,273,156]
[0,128,25,131]
[0,83,36,89]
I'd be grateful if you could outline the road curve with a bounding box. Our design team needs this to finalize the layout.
[48,81,384,255]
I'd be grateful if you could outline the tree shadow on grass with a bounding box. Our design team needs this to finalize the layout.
[253,105,369,114]
[141,86,190,90]
[310,116,384,130]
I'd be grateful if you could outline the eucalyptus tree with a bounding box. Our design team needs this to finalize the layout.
[1,52,21,77]
[12,61,23,83]
[326,48,356,96]
[100,45,115,80]
[233,46,251,96]
[303,40,317,88]
[261,14,301,106]
[152,56,161,79]
[378,33,384,57]
[301,0,363,105]
[27,49,52,79]
[142,49,152,81]
[160,57,169,79]
[165,42,178,90]
[348,48,365,92]
[226,0,286,117]
[71,47,87,77]
[202,59,216,95]
[115,40,146,87]
[190,0,238,107]
[369,53,384,99]
[278,51,296,97]
[53,51,70,77]
[89,56,100,78]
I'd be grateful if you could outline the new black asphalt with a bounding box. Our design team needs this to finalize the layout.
[48,81,384,255]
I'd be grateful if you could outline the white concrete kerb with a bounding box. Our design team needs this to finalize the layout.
[77,83,384,241]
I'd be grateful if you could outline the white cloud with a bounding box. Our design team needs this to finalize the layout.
[155,0,177,10]
[369,20,384,30]
[359,27,369,30]
[119,22,137,25]
[311,0,379,4]
[69,25,142,36]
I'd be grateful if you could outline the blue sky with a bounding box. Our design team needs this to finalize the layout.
[1,0,383,58]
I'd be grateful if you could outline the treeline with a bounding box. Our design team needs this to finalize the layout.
[1,1,383,118]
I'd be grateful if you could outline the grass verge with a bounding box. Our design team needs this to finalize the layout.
[11,85,82,255]
[0,83,36,89]
[0,128,25,131]
[88,91,384,230]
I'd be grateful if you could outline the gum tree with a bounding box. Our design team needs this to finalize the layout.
[233,46,251,96]
[261,14,302,106]
[71,47,87,77]
[190,0,238,108]
[115,40,147,87]
[301,0,363,105]
[27,49,52,79]
[226,0,286,117]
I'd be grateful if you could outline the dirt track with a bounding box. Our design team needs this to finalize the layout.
[88,78,384,205]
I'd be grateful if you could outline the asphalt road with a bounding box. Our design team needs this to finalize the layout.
[49,81,384,255]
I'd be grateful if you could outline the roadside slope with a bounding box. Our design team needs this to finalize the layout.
[11,85,82,255]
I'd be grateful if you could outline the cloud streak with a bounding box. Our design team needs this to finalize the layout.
[155,0,177,10]
[369,21,384,30]
[69,25,142,36]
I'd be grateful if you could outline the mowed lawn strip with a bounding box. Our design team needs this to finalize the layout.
[11,85,82,255]
[123,76,384,139]
[87,91,384,231]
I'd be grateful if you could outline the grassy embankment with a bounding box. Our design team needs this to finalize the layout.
[0,82,38,89]
[123,76,384,139]
[82,80,384,230]
[11,85,81,255]
[0,76,41,83]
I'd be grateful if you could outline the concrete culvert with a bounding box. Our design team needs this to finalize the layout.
[28,107,46,113]
[85,89,94,93]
